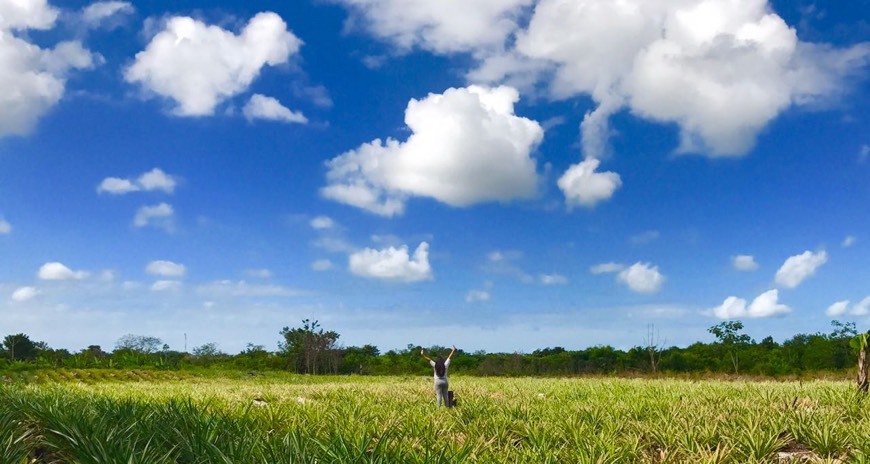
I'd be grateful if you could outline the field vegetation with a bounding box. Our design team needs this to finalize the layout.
[1,320,865,377]
[2,372,870,463]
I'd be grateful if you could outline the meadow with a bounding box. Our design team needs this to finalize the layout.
[2,371,869,463]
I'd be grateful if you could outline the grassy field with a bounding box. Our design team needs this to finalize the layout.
[2,370,869,463]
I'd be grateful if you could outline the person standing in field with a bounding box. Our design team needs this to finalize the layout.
[421,345,456,407]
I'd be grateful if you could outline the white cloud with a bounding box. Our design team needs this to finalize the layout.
[349,242,433,282]
[842,235,857,248]
[617,262,665,294]
[11,286,39,302]
[465,289,491,302]
[0,0,58,30]
[151,280,182,292]
[630,230,660,245]
[97,177,137,194]
[333,0,532,54]
[246,268,272,279]
[133,202,174,230]
[97,168,176,194]
[829,297,870,317]
[558,158,622,208]
[311,259,334,271]
[775,250,827,288]
[826,300,849,317]
[196,280,300,297]
[0,1,96,138]
[483,250,533,282]
[145,260,186,277]
[852,297,870,316]
[861,145,870,163]
[81,1,134,28]
[310,215,335,230]
[136,168,176,193]
[125,12,302,116]
[473,0,870,159]
[732,254,759,271]
[322,85,543,216]
[243,94,307,123]
[0,219,11,234]
[589,262,625,275]
[37,262,89,281]
[711,289,791,319]
[539,273,567,285]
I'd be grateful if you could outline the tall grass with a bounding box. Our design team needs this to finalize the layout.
[1,373,867,462]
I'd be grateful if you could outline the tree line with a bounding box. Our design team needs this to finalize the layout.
[2,320,868,378]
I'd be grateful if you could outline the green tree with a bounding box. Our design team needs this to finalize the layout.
[279,319,341,374]
[115,334,163,353]
[3,333,39,362]
[708,321,752,374]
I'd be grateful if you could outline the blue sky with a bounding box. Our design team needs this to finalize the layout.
[1,0,868,354]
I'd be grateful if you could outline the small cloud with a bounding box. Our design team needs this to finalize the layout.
[710,289,791,319]
[246,269,272,279]
[361,54,387,69]
[81,1,134,29]
[196,280,300,297]
[853,297,870,316]
[151,280,182,292]
[349,242,433,282]
[539,273,567,285]
[842,236,857,248]
[145,260,186,277]
[97,177,138,194]
[370,234,404,247]
[589,262,625,274]
[243,94,308,124]
[558,158,622,208]
[483,250,532,283]
[617,262,664,294]
[630,230,659,245]
[11,286,40,302]
[292,83,333,108]
[828,297,870,316]
[137,168,177,193]
[309,215,335,230]
[465,289,490,303]
[826,300,850,317]
[134,202,174,231]
[775,250,828,289]
[732,254,759,271]
[38,262,89,281]
[860,144,869,163]
[0,218,10,234]
[98,168,177,195]
[311,259,333,271]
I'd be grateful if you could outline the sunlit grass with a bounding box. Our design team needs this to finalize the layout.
[1,372,866,463]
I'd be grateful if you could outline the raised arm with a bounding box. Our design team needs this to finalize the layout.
[448,345,456,360]
[420,349,433,363]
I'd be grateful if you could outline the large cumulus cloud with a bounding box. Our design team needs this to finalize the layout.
[321,85,543,216]
[0,0,96,137]
[125,12,301,116]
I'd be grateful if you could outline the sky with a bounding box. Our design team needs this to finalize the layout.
[1,0,869,355]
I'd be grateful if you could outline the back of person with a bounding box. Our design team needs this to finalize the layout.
[432,357,450,379]
[421,346,456,407]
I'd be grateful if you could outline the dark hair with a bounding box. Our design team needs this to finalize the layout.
[434,357,446,377]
